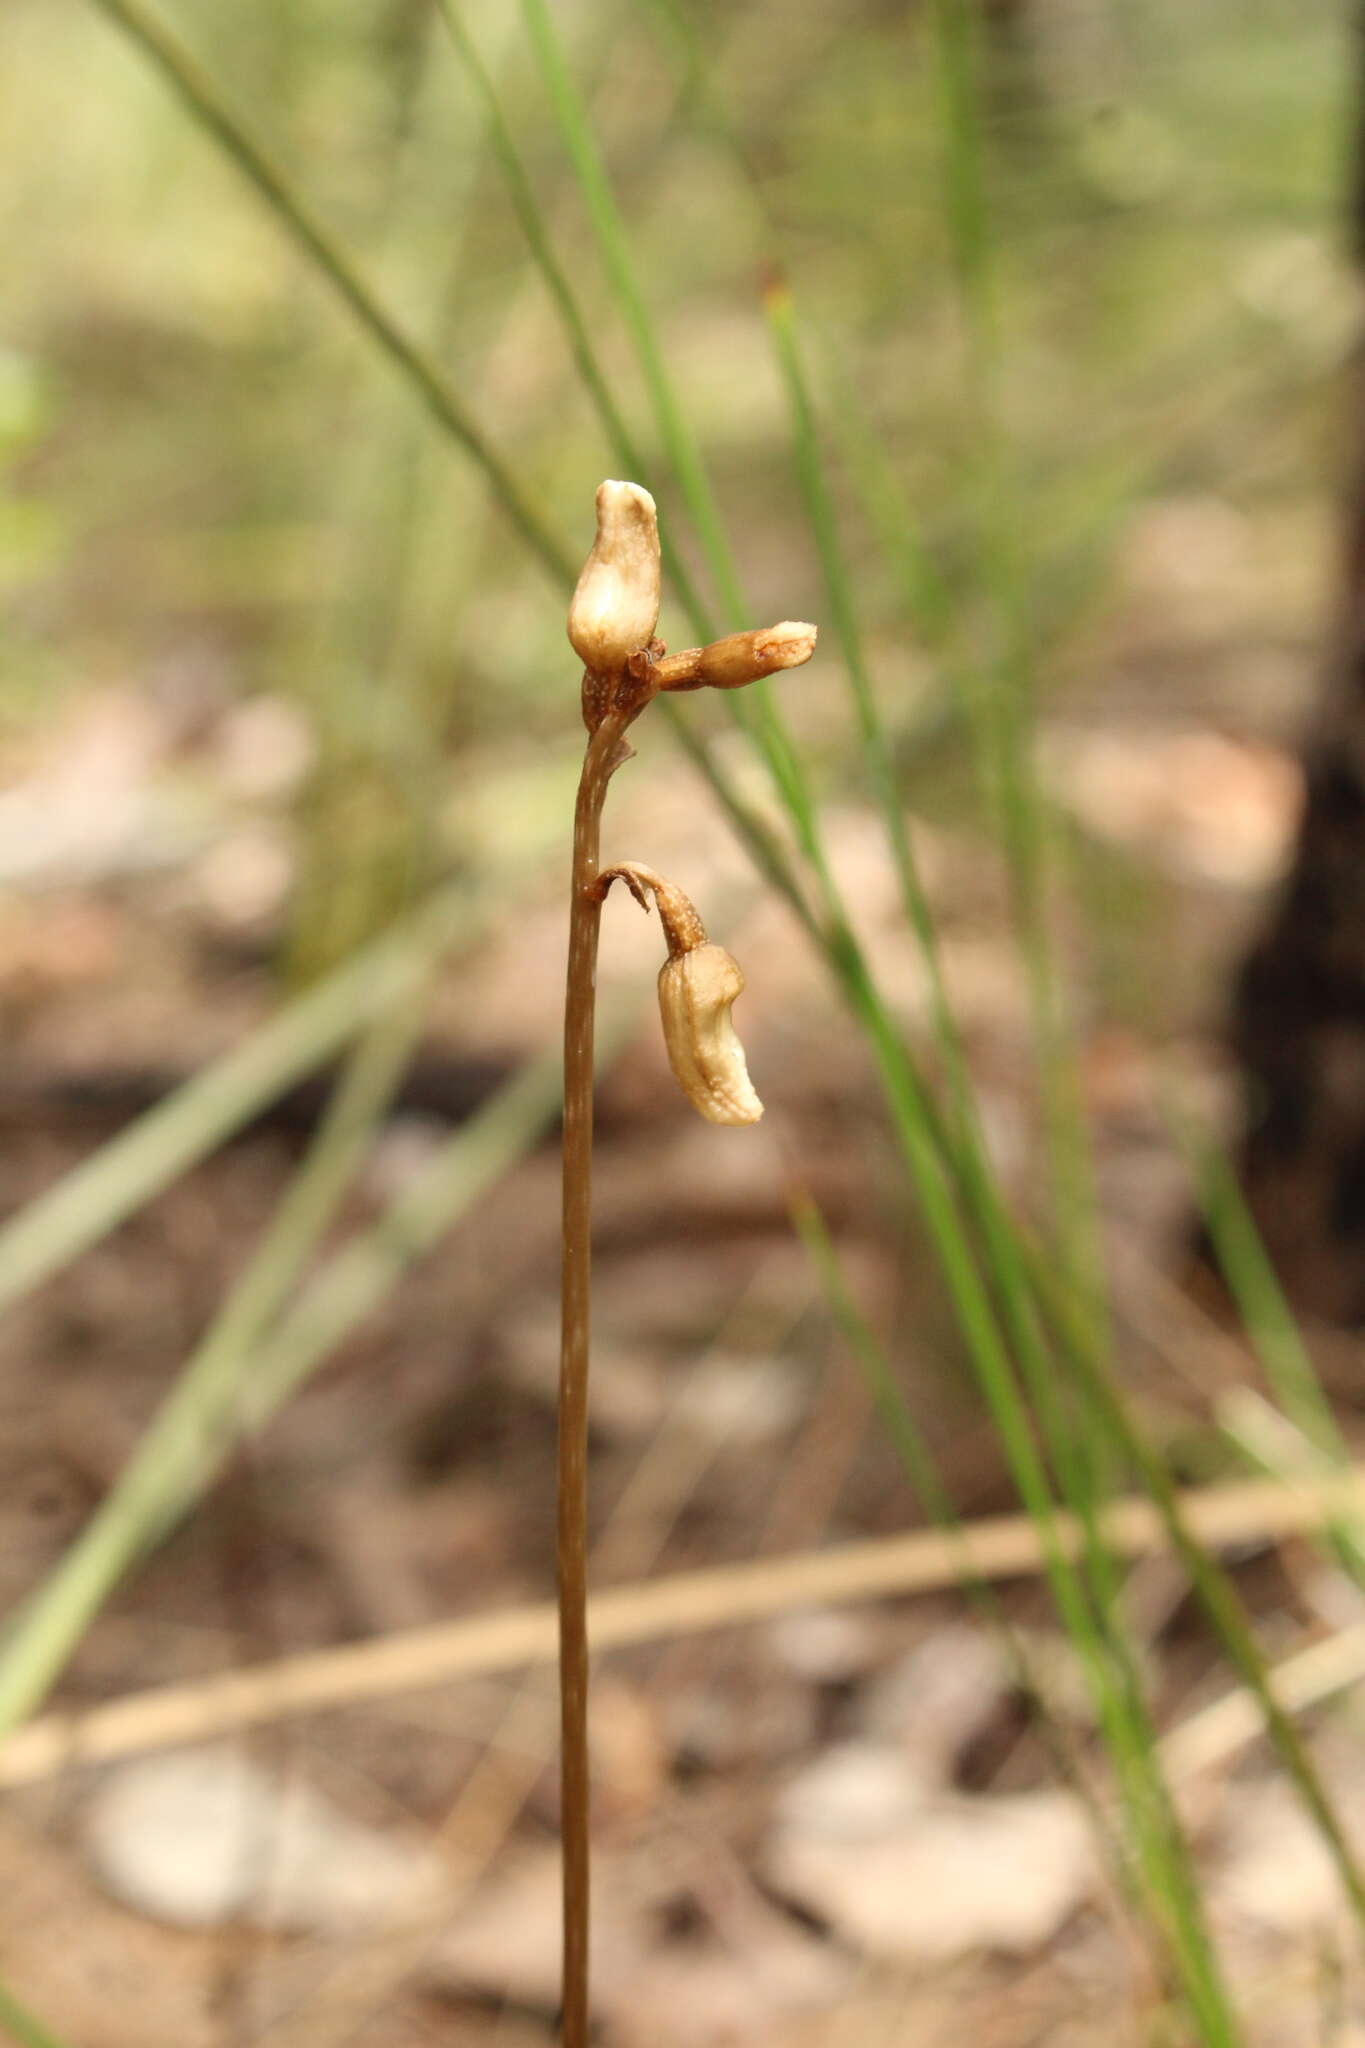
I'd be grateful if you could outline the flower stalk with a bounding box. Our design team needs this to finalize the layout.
[557,482,814,2044]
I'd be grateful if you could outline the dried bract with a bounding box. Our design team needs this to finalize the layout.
[566,480,662,678]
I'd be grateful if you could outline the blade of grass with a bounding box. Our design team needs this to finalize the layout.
[1218,1387,1365,1585]
[763,275,984,1050]
[0,991,436,1734]
[0,1018,628,1740]
[925,0,1107,1340]
[766,268,1122,1600]
[1031,1248,1365,1929]
[0,1984,71,2048]
[85,0,576,589]
[1179,1110,1365,1587]
[214,1029,614,1444]
[508,28,1187,1929]
[0,884,473,1318]
[1184,1124,1348,1465]
[787,1190,1238,2032]
[434,0,717,641]
[608,41,1104,1522]
[519,0,736,633]
[765,244,1243,2041]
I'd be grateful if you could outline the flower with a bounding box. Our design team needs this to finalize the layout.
[566,480,662,676]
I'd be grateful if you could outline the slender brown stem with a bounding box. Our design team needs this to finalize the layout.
[558,705,632,2047]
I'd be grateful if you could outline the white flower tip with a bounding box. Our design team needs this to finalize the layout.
[568,480,662,674]
[758,621,818,670]
[596,478,657,522]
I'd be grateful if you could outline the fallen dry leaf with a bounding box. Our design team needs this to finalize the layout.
[766,1742,1096,1964]
[1212,1753,1365,1939]
[83,1746,448,1935]
[858,1625,1009,1778]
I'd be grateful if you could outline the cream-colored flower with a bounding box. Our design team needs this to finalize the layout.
[596,861,763,1126]
[657,942,763,1125]
[566,480,661,676]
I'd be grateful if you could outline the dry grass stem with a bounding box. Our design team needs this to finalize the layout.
[6,1462,1362,1794]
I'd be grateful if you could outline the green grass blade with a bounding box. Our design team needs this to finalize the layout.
[763,264,1239,2019]
[433,1,838,944]
[927,0,998,378]
[0,990,430,1735]
[0,1019,600,1737]
[519,0,737,633]
[1032,1250,1365,1932]
[1185,1126,1347,1464]
[763,278,955,986]
[514,0,831,845]
[435,0,643,480]
[0,887,473,1318]
[0,1984,72,2048]
[1180,1114,1365,1586]
[85,0,575,589]
[227,1027,614,1439]
[788,1190,1239,2039]
[924,0,1107,1336]
[765,275,1105,1518]
[431,4,725,699]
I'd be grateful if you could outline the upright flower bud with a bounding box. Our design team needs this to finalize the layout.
[567,481,662,676]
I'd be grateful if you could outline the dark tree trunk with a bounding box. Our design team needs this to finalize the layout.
[1223,17,1365,1325]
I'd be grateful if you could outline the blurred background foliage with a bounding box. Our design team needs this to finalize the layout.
[3,0,1349,977]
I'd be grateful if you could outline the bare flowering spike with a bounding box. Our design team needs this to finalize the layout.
[656,620,819,693]
[597,862,763,1125]
[557,478,813,2044]
[567,480,662,677]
